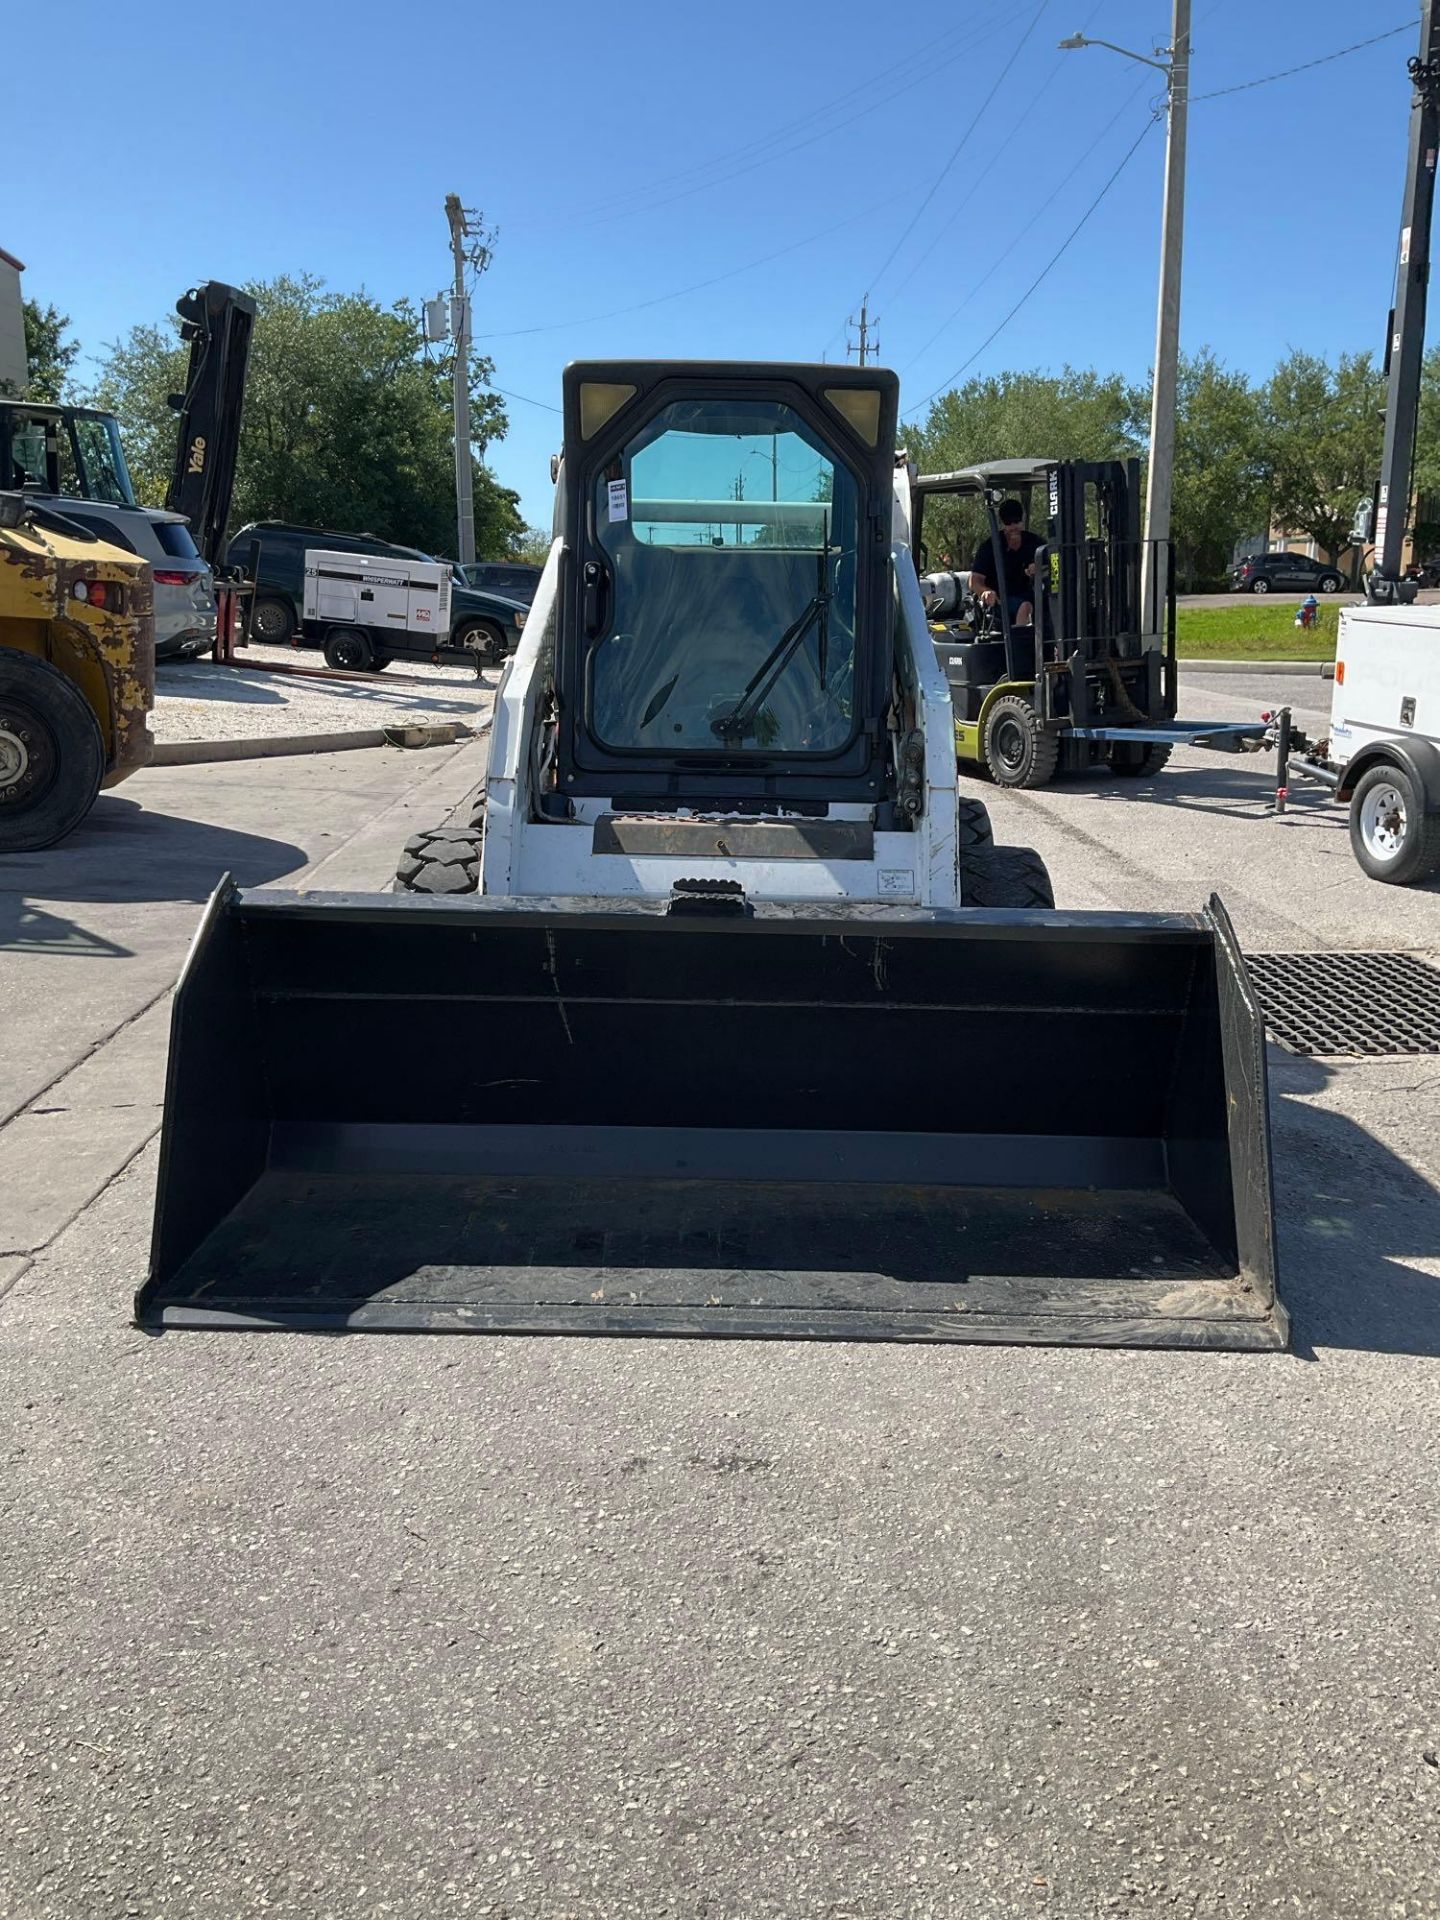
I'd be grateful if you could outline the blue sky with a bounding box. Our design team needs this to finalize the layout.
[7,1,1424,531]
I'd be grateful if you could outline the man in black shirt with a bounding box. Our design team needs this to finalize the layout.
[969,499,1042,627]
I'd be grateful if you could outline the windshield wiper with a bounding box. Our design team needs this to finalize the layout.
[711,539,833,745]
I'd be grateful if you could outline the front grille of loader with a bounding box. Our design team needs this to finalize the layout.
[1247,950,1440,1056]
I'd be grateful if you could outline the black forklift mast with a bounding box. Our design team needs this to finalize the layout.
[1369,1,1440,603]
[164,282,257,570]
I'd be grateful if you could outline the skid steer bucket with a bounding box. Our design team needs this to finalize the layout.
[138,883,1286,1350]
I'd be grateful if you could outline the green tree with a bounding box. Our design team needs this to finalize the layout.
[0,301,80,400]
[89,274,522,557]
[1171,350,1266,590]
[909,367,1146,562]
[511,524,553,565]
[1259,349,1384,567]
[911,366,1146,473]
[1407,345,1440,557]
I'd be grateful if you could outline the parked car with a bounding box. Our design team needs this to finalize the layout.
[50,501,216,659]
[458,560,542,605]
[1230,551,1346,595]
[226,521,526,658]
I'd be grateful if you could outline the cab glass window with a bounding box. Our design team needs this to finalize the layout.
[588,398,859,755]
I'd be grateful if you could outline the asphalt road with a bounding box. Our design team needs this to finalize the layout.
[983,667,1440,949]
[1178,589,1440,610]
[1,691,1437,1919]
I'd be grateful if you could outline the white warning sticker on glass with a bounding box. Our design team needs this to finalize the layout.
[607,479,628,523]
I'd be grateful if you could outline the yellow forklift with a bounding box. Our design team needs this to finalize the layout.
[0,491,155,850]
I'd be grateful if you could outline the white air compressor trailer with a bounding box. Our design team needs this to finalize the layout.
[1283,604,1440,885]
[301,548,478,674]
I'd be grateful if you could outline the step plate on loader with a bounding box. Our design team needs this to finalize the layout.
[137,887,1287,1352]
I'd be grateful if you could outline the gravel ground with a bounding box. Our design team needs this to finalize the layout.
[152,644,497,745]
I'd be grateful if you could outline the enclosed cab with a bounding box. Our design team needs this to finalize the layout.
[478,360,966,907]
[1,401,136,507]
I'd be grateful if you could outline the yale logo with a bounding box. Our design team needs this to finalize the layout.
[186,436,207,475]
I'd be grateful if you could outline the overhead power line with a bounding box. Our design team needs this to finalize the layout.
[476,189,903,342]
[855,0,1052,311]
[898,74,1153,376]
[893,12,1413,410]
[881,0,1111,314]
[904,113,1159,420]
[550,6,1018,235]
[492,384,561,415]
[561,3,1014,227]
[1194,20,1419,100]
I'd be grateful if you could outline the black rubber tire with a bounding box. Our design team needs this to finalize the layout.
[0,648,106,852]
[396,826,483,895]
[956,793,994,850]
[1317,573,1344,594]
[250,595,297,644]
[960,843,1055,908]
[982,694,1060,789]
[1347,763,1440,886]
[323,628,384,673]
[1250,577,1272,594]
[1108,741,1173,778]
[455,618,506,663]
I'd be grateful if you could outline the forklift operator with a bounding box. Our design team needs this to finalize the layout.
[970,499,1041,627]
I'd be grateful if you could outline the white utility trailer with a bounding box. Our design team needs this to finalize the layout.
[1288,604,1440,885]
[301,548,477,673]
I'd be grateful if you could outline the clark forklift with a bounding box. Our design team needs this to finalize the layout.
[908,455,1191,788]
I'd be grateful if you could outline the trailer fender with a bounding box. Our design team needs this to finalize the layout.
[1336,735,1440,810]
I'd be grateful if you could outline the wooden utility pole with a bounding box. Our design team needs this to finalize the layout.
[847,295,879,367]
[445,194,476,567]
[1142,0,1191,615]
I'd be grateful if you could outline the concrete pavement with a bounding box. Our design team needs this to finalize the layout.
[0,729,490,1292]
[0,681,1437,1919]
[982,668,1440,949]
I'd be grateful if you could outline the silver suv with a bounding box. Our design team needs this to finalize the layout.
[50,501,217,659]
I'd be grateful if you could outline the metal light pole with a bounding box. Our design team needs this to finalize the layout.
[1061,2,1191,620]
[445,193,476,568]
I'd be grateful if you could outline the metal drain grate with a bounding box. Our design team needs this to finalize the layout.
[1245,950,1440,1056]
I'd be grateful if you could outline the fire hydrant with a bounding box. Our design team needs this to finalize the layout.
[1294,594,1320,630]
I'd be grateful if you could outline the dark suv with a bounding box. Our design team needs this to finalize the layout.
[226,521,526,656]
[1230,551,1346,595]
[459,560,542,605]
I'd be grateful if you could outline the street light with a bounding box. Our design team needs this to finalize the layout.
[1061,2,1191,622]
[1058,32,1170,70]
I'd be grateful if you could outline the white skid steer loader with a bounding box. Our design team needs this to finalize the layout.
[402,367,1045,909]
[140,363,1287,1351]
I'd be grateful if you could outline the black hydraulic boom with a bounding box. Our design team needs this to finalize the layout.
[1370,2,1440,602]
[164,282,256,569]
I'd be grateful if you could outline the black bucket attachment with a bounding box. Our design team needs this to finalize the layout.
[138,885,1286,1350]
